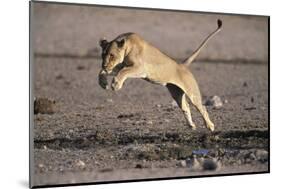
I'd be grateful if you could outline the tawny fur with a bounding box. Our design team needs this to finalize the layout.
[98,19,222,131]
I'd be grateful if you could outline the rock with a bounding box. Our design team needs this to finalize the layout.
[38,163,46,173]
[243,152,256,163]
[236,159,243,165]
[106,99,113,103]
[59,165,64,172]
[43,145,48,150]
[38,163,44,168]
[205,96,223,108]
[47,130,55,138]
[214,135,220,141]
[69,129,74,133]
[186,156,201,170]
[248,152,257,161]
[76,65,85,70]
[171,100,178,108]
[117,113,134,119]
[146,120,153,125]
[66,160,72,165]
[34,97,56,114]
[55,74,64,80]
[156,104,162,108]
[243,82,248,87]
[251,97,255,103]
[244,107,256,111]
[135,164,143,169]
[75,160,86,169]
[122,119,131,123]
[164,119,170,123]
[202,158,220,171]
[179,160,187,167]
[255,149,268,163]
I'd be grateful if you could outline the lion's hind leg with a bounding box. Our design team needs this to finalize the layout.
[166,84,196,130]
[170,75,215,132]
[188,93,215,132]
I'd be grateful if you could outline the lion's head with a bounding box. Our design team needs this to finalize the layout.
[99,38,126,74]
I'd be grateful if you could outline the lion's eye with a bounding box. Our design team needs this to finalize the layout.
[109,54,114,59]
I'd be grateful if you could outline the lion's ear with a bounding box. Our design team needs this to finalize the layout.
[99,39,108,49]
[117,39,125,48]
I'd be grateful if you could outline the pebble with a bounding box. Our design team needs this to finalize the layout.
[171,100,178,108]
[156,104,162,108]
[248,152,257,160]
[122,119,131,123]
[106,99,113,103]
[55,74,64,80]
[186,156,201,170]
[251,97,255,103]
[75,160,86,169]
[255,150,268,162]
[214,135,220,141]
[34,97,56,114]
[164,119,170,123]
[69,129,74,133]
[202,158,220,171]
[76,65,85,70]
[38,163,44,168]
[59,165,64,172]
[180,160,187,167]
[135,164,143,169]
[147,120,153,125]
[205,96,223,109]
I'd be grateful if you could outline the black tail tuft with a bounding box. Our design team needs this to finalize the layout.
[217,19,222,28]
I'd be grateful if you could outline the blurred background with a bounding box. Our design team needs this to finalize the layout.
[33,2,268,63]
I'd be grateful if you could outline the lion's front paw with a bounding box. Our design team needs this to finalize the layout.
[111,77,122,91]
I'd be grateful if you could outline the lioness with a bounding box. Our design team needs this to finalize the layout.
[98,19,222,131]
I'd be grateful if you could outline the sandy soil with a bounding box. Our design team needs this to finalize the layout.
[32,57,268,186]
[31,2,269,187]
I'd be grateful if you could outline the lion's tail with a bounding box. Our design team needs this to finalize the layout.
[183,19,222,66]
